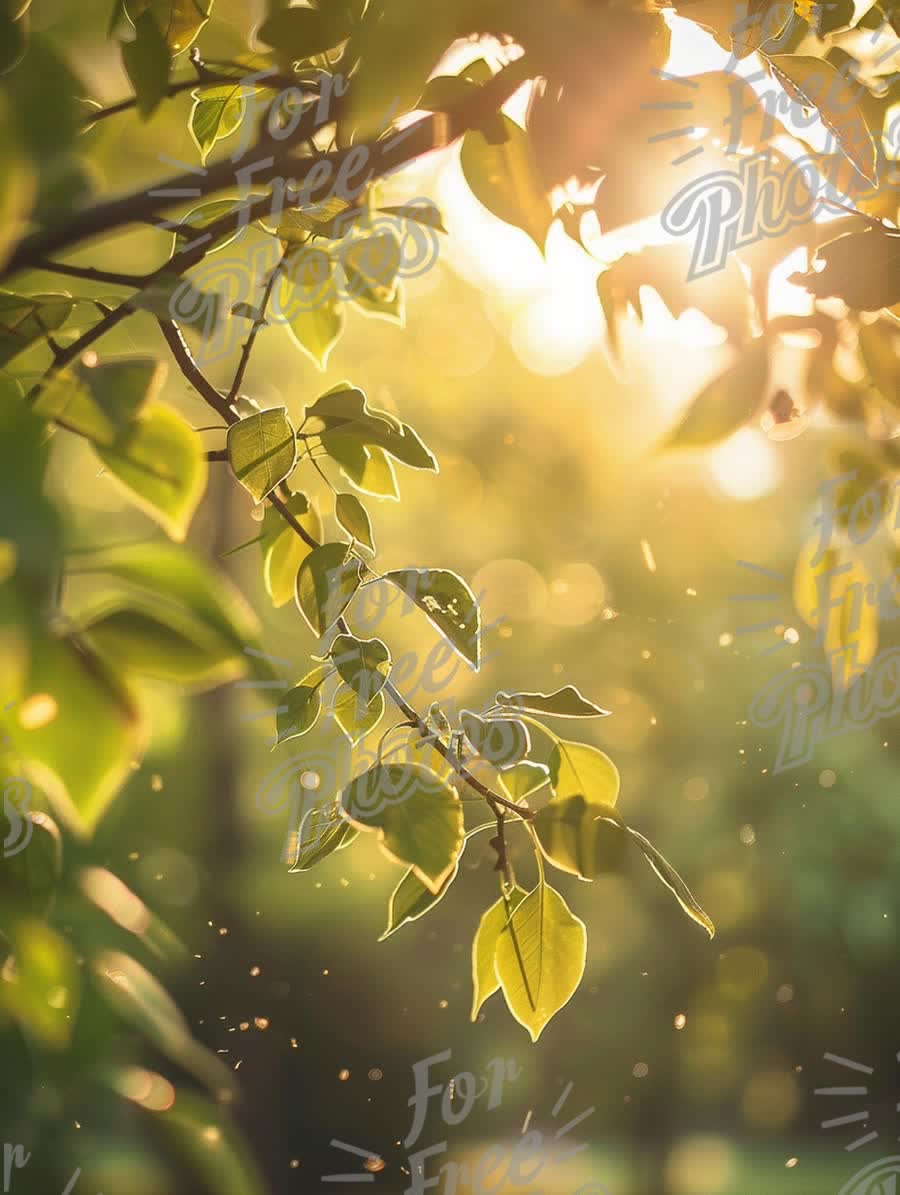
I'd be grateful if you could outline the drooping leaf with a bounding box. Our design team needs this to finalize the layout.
[790,226,900,312]
[461,115,552,251]
[261,491,323,609]
[95,402,207,540]
[768,55,877,184]
[152,1089,266,1195]
[548,739,620,807]
[329,633,391,709]
[275,679,324,745]
[33,356,165,445]
[288,800,358,872]
[494,881,587,1041]
[384,567,481,668]
[0,291,73,368]
[496,685,610,719]
[295,542,363,636]
[459,710,529,769]
[335,492,374,550]
[534,795,627,881]
[281,248,344,370]
[498,761,550,802]
[172,197,248,255]
[332,443,399,500]
[340,763,463,893]
[663,338,770,449]
[332,684,385,744]
[121,10,171,119]
[627,827,715,938]
[470,885,527,1020]
[227,407,297,503]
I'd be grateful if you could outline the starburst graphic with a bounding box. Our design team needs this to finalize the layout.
[816,1052,880,1152]
[729,559,800,658]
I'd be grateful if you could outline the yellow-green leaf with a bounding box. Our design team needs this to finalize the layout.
[227,407,297,503]
[460,710,529,770]
[329,633,391,709]
[340,763,463,893]
[498,761,550,802]
[461,116,552,251]
[495,881,587,1042]
[275,678,324,745]
[33,356,166,445]
[384,567,481,668]
[335,492,374,550]
[332,684,385,745]
[470,885,527,1020]
[96,402,207,541]
[126,0,213,53]
[1,919,79,1048]
[295,542,363,636]
[548,739,620,807]
[533,795,626,880]
[261,492,323,609]
[496,685,610,719]
[627,827,715,938]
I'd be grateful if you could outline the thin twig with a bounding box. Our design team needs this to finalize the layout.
[227,248,290,402]
[160,321,532,819]
[35,259,152,288]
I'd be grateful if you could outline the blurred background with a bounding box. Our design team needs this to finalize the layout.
[4,2,900,1193]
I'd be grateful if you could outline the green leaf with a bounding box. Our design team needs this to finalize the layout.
[495,881,587,1042]
[0,806,61,937]
[288,800,358,872]
[340,232,402,305]
[4,631,140,835]
[340,763,463,893]
[549,739,620,806]
[470,885,527,1020]
[276,674,325,745]
[33,356,166,445]
[151,1089,266,1194]
[94,950,234,1094]
[125,0,213,53]
[307,386,437,472]
[281,250,344,370]
[335,491,374,550]
[329,633,391,709]
[768,55,876,184]
[461,115,552,251]
[227,407,297,503]
[333,443,399,500]
[0,292,73,368]
[379,200,447,234]
[189,82,251,162]
[460,710,529,769]
[0,93,33,273]
[96,402,207,541]
[332,683,385,745]
[171,197,248,255]
[261,492,323,608]
[498,761,550,802]
[122,10,171,120]
[384,567,481,668]
[71,540,260,654]
[295,542,363,636]
[256,4,349,60]
[496,685,610,719]
[627,827,715,938]
[129,274,220,330]
[534,795,627,881]
[1,919,79,1048]
[663,338,769,449]
[81,598,245,690]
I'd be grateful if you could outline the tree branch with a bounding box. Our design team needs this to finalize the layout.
[159,317,532,820]
[3,55,533,280]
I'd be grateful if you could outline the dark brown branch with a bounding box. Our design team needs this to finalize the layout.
[4,56,533,280]
[227,249,289,403]
[35,259,153,288]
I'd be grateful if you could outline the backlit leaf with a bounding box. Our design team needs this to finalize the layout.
[496,685,610,719]
[126,0,213,53]
[329,633,391,709]
[0,291,73,368]
[275,679,324,745]
[33,356,165,445]
[122,10,171,119]
[288,800,357,872]
[548,739,620,807]
[295,542,363,636]
[2,919,78,1048]
[96,402,207,540]
[261,492,323,609]
[384,567,481,668]
[335,492,374,550]
[190,82,251,162]
[663,338,769,449]
[628,827,715,938]
[495,881,587,1041]
[470,885,527,1019]
[460,710,529,769]
[534,795,627,880]
[340,763,463,893]
[332,684,385,745]
[227,407,297,503]
[461,116,552,251]
[498,761,550,802]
